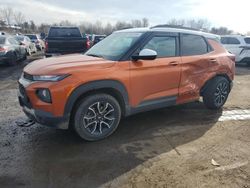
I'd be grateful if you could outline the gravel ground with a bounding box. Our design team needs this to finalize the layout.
[0,54,249,188]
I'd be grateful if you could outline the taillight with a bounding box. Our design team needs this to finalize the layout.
[45,41,48,51]
[86,40,91,49]
[0,47,7,52]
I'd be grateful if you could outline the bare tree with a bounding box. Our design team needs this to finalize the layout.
[167,18,210,31]
[14,11,25,26]
[1,7,13,25]
[167,18,185,26]
[210,27,233,35]
[29,20,36,32]
[131,19,142,27]
[142,18,149,27]
[59,20,74,26]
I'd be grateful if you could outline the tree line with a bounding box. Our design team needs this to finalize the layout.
[0,7,245,35]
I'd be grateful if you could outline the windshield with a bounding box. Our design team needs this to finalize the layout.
[14,36,24,42]
[86,32,142,61]
[244,37,250,44]
[26,35,37,40]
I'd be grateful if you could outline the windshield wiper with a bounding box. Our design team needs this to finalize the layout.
[86,54,104,58]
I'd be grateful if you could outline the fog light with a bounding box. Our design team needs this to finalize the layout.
[36,88,51,103]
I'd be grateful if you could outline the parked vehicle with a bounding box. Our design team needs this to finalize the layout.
[25,34,45,51]
[14,35,37,55]
[18,27,235,141]
[0,35,27,65]
[45,26,90,57]
[221,35,250,65]
[91,34,106,45]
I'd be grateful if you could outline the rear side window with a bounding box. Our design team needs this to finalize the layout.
[0,37,5,44]
[181,34,209,56]
[221,37,240,45]
[244,38,250,44]
[49,28,82,38]
[143,36,176,58]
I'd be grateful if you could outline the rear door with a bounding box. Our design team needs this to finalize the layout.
[130,32,181,106]
[178,33,214,103]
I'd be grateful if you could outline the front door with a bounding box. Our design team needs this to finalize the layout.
[130,33,181,107]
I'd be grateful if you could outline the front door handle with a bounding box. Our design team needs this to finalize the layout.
[169,61,179,66]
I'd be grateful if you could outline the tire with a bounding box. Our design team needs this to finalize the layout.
[73,94,121,141]
[203,77,230,109]
[8,53,18,66]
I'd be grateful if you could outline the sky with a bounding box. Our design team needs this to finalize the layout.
[1,0,250,33]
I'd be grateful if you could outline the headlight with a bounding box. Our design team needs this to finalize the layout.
[33,74,69,82]
[36,88,51,103]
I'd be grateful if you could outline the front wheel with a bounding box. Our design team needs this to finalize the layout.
[203,77,230,109]
[73,94,121,141]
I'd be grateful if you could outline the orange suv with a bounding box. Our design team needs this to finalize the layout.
[18,26,235,141]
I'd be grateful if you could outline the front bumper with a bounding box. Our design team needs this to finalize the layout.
[18,82,69,129]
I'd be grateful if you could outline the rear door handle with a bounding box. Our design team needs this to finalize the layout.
[169,61,179,66]
[210,59,217,63]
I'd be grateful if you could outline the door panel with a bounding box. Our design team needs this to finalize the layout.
[129,35,181,107]
[130,57,181,106]
[178,55,211,103]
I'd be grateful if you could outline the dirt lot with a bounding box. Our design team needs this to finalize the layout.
[0,54,249,188]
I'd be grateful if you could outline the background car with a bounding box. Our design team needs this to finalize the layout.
[0,35,27,65]
[221,35,250,65]
[91,34,106,45]
[25,34,45,51]
[45,26,90,57]
[14,35,37,55]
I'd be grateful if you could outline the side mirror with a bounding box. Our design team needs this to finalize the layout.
[132,49,157,61]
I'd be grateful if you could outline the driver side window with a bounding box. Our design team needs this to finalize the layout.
[143,36,176,58]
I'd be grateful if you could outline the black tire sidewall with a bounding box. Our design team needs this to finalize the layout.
[203,77,230,109]
[73,94,121,141]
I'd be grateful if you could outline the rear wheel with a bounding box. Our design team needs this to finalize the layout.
[73,94,121,141]
[203,77,230,109]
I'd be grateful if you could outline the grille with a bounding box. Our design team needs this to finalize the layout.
[19,83,26,96]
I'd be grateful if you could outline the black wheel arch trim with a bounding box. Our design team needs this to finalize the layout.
[64,80,130,117]
[200,74,232,96]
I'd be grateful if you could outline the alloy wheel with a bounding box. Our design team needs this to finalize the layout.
[82,101,115,135]
[214,81,228,106]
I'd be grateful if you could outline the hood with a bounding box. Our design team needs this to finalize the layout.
[24,54,116,75]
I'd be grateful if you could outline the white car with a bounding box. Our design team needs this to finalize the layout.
[221,35,250,65]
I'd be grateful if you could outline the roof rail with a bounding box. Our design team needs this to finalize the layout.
[151,24,201,31]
